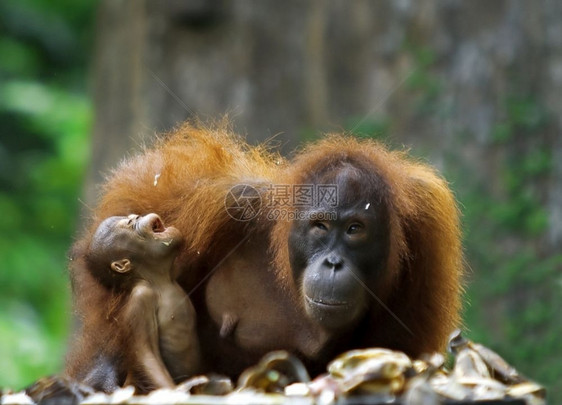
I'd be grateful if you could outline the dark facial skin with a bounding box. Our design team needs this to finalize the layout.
[288,170,391,331]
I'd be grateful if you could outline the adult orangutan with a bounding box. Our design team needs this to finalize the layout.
[65,123,463,390]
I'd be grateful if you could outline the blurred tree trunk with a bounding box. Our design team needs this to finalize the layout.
[86,0,562,251]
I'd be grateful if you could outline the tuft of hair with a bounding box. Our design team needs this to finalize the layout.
[90,122,283,267]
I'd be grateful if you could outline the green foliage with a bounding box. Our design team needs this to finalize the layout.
[450,95,562,401]
[0,0,95,390]
[404,44,443,114]
[345,116,390,140]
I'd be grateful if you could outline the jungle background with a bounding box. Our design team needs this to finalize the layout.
[1,0,561,401]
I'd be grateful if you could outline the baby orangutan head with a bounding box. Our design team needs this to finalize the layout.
[86,213,183,288]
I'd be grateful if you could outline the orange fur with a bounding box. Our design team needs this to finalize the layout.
[66,124,463,387]
[93,123,284,273]
[272,135,463,356]
[271,134,463,354]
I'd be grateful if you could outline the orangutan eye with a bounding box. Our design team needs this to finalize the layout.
[347,223,363,234]
[313,222,328,231]
[126,214,141,228]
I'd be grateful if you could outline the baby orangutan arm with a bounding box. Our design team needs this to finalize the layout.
[122,281,175,391]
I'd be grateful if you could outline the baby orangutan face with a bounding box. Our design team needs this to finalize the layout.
[89,213,183,276]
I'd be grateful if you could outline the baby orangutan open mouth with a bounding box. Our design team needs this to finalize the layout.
[149,215,165,233]
[124,214,182,245]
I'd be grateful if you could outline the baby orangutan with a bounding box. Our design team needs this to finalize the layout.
[85,213,200,392]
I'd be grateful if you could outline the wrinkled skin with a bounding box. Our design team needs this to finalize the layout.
[288,166,391,331]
